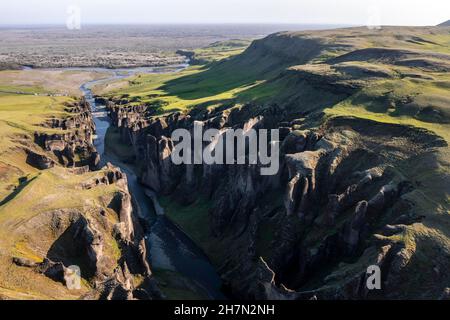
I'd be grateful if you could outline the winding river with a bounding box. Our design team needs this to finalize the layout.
[79,65,225,300]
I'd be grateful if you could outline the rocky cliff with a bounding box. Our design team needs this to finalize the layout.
[1,97,161,300]
[106,97,448,299]
[28,98,99,170]
[101,27,450,300]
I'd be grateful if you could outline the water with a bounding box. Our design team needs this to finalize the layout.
[80,66,225,300]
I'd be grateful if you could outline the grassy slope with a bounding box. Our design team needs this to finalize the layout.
[95,66,255,113]
[93,38,290,113]
[0,167,122,299]
[97,27,450,115]
[0,71,124,300]
[0,93,73,199]
[180,39,251,64]
[0,69,113,199]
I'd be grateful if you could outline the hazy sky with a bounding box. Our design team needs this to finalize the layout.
[0,0,448,26]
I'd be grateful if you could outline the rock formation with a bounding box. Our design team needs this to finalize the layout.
[70,27,450,300]
[9,97,161,300]
[104,75,448,300]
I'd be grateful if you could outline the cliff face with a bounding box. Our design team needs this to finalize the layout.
[0,97,160,300]
[28,98,99,170]
[102,27,450,300]
[106,98,447,300]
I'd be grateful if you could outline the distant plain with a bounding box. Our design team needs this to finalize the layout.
[0,24,341,69]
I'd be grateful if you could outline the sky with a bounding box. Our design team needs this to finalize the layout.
[0,0,448,26]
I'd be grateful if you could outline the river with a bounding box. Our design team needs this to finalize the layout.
[79,65,225,300]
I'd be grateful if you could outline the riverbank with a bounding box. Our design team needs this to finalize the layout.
[103,125,226,300]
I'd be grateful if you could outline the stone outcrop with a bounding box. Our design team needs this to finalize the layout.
[12,163,160,300]
[34,98,99,169]
[25,149,55,169]
[10,97,162,300]
[103,91,450,300]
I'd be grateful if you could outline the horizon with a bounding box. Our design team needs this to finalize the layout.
[0,22,444,30]
[0,1,448,26]
[0,23,356,32]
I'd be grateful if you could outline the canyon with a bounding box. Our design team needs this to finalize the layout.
[98,26,450,299]
[1,24,450,300]
[1,96,162,299]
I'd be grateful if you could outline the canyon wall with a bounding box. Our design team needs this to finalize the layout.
[7,98,161,300]
[101,27,450,299]
[106,98,448,299]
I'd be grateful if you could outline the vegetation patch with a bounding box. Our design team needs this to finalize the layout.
[159,196,212,249]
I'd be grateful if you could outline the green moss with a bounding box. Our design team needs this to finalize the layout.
[159,196,212,248]
[105,126,135,161]
[152,268,207,300]
[256,221,276,259]
[160,287,205,300]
